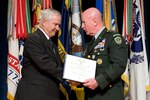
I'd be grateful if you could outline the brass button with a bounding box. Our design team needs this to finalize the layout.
[97,59,102,64]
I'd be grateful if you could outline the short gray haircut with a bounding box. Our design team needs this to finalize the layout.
[39,8,61,22]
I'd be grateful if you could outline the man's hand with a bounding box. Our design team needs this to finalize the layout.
[67,80,81,86]
[83,78,98,90]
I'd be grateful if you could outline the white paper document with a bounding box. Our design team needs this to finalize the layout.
[63,54,96,82]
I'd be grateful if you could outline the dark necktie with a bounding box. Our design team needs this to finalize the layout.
[86,37,95,54]
[48,39,60,62]
[91,37,95,45]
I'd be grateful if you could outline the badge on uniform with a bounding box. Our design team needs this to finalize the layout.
[94,39,106,51]
[114,36,122,44]
[94,49,97,52]
[97,58,102,64]
[92,55,95,59]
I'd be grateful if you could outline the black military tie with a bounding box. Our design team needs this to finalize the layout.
[86,37,95,54]
[91,37,95,45]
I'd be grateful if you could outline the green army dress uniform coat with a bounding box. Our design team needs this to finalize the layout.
[83,28,128,100]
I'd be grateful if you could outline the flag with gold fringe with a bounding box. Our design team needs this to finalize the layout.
[7,1,19,99]
[71,0,82,57]
[7,0,27,99]
[58,0,85,99]
[122,0,132,96]
[128,0,150,99]
[70,1,84,100]
[57,1,71,100]
[123,0,150,100]
[58,0,70,62]
[103,0,118,31]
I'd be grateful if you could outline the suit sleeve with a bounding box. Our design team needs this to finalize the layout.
[95,34,128,89]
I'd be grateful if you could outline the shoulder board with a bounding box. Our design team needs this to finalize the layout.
[106,30,122,44]
[113,33,121,37]
[107,30,115,33]
[106,30,121,37]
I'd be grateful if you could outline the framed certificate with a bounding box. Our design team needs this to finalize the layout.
[63,54,96,82]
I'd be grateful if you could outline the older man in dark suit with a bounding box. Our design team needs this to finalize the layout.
[15,9,64,100]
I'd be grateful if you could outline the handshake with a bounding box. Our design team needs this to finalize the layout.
[67,80,81,86]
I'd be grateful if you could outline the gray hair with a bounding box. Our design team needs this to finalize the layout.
[39,8,61,22]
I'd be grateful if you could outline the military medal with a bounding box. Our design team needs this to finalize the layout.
[94,49,97,52]
[97,58,102,64]
[92,55,95,59]
[100,48,104,51]
[88,55,91,58]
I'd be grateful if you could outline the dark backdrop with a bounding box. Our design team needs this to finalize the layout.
[0,0,8,100]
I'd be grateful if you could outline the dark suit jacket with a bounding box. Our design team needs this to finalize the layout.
[83,28,128,100]
[15,29,63,100]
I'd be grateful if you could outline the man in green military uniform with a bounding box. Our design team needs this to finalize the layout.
[81,7,128,100]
